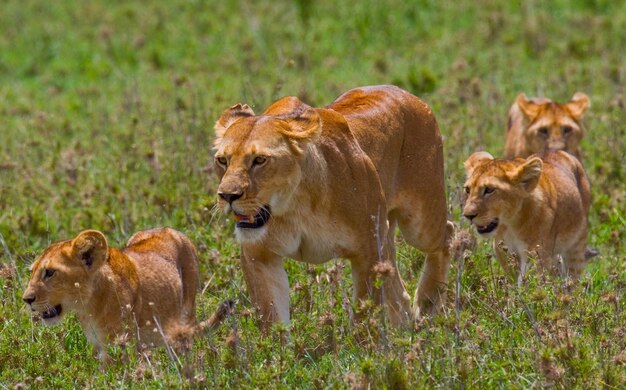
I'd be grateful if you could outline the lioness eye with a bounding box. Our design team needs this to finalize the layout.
[215,156,228,167]
[253,156,267,166]
[538,127,549,136]
[562,126,572,135]
[484,187,495,195]
[44,269,55,279]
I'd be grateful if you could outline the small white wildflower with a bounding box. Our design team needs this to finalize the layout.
[153,328,158,333]
[148,302,155,307]
[125,304,132,310]
[74,282,80,288]
[145,320,151,326]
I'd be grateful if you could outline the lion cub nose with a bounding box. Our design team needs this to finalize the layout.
[464,213,477,221]
[218,192,243,204]
[23,294,36,305]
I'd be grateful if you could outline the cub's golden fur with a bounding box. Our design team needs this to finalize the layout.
[504,93,590,159]
[213,85,453,329]
[23,228,218,360]
[463,151,590,283]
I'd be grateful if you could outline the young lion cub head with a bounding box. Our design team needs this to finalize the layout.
[506,92,590,159]
[462,152,543,236]
[22,230,109,326]
[212,100,322,242]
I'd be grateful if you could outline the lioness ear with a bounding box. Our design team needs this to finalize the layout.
[516,93,542,120]
[213,103,255,147]
[281,108,322,143]
[71,230,108,270]
[566,92,590,119]
[464,151,494,177]
[511,156,543,190]
[263,96,309,116]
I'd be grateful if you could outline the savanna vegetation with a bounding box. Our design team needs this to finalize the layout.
[1,0,624,388]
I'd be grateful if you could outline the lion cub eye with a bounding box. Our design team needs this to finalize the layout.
[538,127,549,137]
[562,126,573,135]
[484,187,495,195]
[253,156,267,166]
[464,186,470,194]
[43,269,56,280]
[215,156,228,167]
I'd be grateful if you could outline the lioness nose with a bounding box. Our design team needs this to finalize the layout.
[23,295,35,305]
[464,213,477,221]
[218,192,243,204]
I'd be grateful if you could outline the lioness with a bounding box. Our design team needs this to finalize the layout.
[23,228,224,360]
[504,92,590,159]
[462,150,590,284]
[213,85,453,329]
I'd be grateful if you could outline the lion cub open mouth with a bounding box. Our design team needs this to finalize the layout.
[234,206,271,229]
[476,219,499,234]
[41,304,62,320]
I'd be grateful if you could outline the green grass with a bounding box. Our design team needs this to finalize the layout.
[1,0,625,387]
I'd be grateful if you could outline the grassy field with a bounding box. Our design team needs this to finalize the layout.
[1,0,625,387]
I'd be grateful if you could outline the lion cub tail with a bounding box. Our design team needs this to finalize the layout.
[196,300,235,334]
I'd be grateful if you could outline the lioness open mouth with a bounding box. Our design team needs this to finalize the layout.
[476,219,499,234]
[42,304,62,319]
[234,206,271,229]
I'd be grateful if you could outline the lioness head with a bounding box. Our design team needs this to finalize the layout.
[23,230,108,325]
[212,100,322,242]
[515,92,589,156]
[462,152,543,236]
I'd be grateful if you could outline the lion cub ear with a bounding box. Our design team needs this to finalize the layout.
[213,104,255,147]
[510,156,543,191]
[516,93,542,121]
[71,230,109,270]
[464,151,493,177]
[281,108,322,144]
[566,92,590,119]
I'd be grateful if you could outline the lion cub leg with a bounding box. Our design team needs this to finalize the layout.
[240,247,290,333]
[563,239,587,279]
[517,252,530,287]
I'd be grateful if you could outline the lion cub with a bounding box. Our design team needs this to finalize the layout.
[463,150,590,284]
[504,92,590,159]
[23,228,219,360]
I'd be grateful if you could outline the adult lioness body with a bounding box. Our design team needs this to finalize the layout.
[213,85,453,328]
[463,151,590,283]
[23,228,216,359]
[504,92,590,159]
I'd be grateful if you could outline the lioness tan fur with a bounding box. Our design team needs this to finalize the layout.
[462,150,590,284]
[23,228,219,360]
[213,85,453,329]
[504,93,590,159]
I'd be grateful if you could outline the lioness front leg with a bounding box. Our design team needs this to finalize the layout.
[414,248,450,317]
[350,253,411,326]
[240,246,290,332]
[412,221,454,318]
